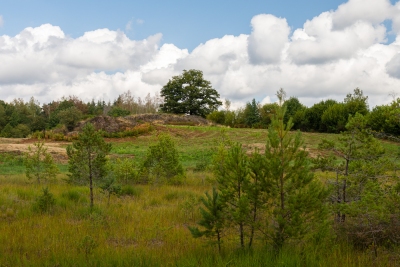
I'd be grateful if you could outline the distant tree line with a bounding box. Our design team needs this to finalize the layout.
[1,84,398,139]
[0,92,162,138]
[207,88,400,136]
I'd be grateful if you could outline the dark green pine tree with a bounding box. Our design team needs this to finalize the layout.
[246,149,268,248]
[189,187,225,252]
[265,89,328,250]
[212,142,250,248]
[318,112,386,223]
[244,98,261,127]
[67,123,112,208]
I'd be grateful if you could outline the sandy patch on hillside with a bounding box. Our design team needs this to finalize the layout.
[0,138,68,163]
[243,143,320,158]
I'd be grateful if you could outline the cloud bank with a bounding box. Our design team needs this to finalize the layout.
[1,0,400,108]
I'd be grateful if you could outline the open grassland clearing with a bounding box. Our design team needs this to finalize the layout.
[0,126,369,174]
[110,125,342,169]
[0,126,399,266]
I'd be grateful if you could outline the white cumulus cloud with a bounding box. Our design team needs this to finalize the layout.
[1,0,400,109]
[175,34,248,75]
[386,53,400,79]
[332,0,394,29]
[248,14,290,65]
[391,2,400,34]
[0,24,167,102]
[288,12,387,65]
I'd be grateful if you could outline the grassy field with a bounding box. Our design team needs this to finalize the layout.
[110,125,341,169]
[0,125,399,266]
[1,174,399,266]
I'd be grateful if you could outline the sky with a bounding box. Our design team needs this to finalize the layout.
[1,0,400,109]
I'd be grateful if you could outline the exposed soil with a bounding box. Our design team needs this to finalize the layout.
[243,143,321,158]
[0,114,212,164]
[0,114,327,165]
[0,139,69,163]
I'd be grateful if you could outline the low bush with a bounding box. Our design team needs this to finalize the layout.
[120,185,142,197]
[33,187,56,214]
[61,189,86,203]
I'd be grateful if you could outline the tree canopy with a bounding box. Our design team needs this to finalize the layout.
[160,69,222,117]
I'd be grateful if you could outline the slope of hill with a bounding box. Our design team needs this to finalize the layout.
[75,114,212,133]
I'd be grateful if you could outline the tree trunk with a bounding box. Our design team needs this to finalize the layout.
[341,179,346,222]
[237,175,244,248]
[89,151,93,209]
[240,222,244,248]
[249,204,257,248]
[217,230,221,252]
[336,171,341,222]
[340,158,349,222]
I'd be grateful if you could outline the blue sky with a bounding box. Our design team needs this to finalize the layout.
[0,0,400,108]
[1,0,349,51]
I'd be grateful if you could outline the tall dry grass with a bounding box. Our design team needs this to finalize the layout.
[0,173,399,266]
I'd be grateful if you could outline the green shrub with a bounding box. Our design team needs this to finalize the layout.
[61,189,85,203]
[78,235,98,257]
[140,133,185,185]
[58,106,83,131]
[16,189,35,201]
[207,110,226,124]
[100,176,122,205]
[112,158,137,184]
[167,174,185,185]
[163,191,179,201]
[148,198,162,207]
[107,107,131,117]
[120,185,142,197]
[24,141,60,184]
[33,187,56,213]
[193,151,213,172]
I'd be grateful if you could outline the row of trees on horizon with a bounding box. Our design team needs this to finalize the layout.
[0,87,399,138]
[0,91,162,138]
[208,88,400,136]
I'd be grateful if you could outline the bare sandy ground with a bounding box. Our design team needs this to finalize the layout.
[0,138,68,163]
[243,142,320,158]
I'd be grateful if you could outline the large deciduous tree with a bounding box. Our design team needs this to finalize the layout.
[66,123,111,208]
[160,69,222,117]
[305,99,337,132]
[368,97,400,136]
[344,88,369,116]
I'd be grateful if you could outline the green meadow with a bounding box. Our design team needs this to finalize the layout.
[0,125,399,266]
